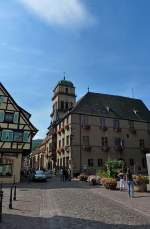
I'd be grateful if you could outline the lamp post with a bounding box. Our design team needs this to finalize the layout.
[9,185,13,209]
[0,183,3,223]
[13,176,16,201]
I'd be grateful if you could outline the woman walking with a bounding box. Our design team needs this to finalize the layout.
[126,168,134,198]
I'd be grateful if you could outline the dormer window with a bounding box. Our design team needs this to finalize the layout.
[106,106,110,112]
[133,109,138,115]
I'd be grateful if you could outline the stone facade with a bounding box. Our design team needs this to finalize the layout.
[31,79,150,176]
[56,113,149,175]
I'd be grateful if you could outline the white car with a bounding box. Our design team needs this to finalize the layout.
[33,170,47,182]
[45,170,53,179]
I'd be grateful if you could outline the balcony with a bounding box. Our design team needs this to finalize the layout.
[65,124,69,130]
[61,127,65,133]
[57,129,61,135]
[57,149,61,155]
[65,145,70,152]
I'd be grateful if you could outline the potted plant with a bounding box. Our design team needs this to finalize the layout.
[133,175,149,192]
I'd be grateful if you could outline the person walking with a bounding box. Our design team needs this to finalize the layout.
[126,168,134,198]
[59,167,63,182]
[118,170,125,191]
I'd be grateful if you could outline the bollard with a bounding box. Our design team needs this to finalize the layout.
[0,184,3,223]
[13,184,16,201]
[9,186,13,209]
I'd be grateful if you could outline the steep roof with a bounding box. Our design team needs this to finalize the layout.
[71,92,150,122]
[0,82,38,134]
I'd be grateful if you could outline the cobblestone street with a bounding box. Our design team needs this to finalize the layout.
[1,177,150,229]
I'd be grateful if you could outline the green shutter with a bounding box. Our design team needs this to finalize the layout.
[0,111,4,122]
[23,131,30,142]
[13,112,19,123]
[0,96,4,105]
[1,130,13,141]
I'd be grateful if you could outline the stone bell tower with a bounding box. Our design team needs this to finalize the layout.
[51,77,76,122]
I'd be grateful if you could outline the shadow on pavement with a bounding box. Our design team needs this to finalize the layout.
[1,214,150,229]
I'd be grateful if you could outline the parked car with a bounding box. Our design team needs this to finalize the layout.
[32,170,47,182]
[45,170,53,179]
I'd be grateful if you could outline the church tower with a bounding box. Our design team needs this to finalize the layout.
[51,78,76,122]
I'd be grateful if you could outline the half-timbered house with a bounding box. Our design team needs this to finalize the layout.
[0,83,37,183]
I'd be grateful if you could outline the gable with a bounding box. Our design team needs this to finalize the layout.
[0,82,37,153]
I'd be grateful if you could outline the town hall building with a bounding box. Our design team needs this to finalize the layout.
[31,79,150,176]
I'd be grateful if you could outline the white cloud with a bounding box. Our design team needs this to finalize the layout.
[19,0,95,28]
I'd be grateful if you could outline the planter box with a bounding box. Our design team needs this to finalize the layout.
[134,184,147,192]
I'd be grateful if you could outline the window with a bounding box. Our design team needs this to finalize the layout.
[14,131,23,142]
[5,112,14,123]
[66,117,69,124]
[129,120,134,128]
[98,159,103,167]
[83,136,89,146]
[65,88,68,93]
[114,138,124,146]
[66,135,69,145]
[59,140,61,148]
[61,101,64,110]
[62,138,64,147]
[101,137,108,146]
[114,138,121,146]
[81,115,88,127]
[88,159,93,167]
[142,158,147,168]
[113,119,120,129]
[100,118,106,128]
[0,164,12,176]
[65,102,68,110]
[139,139,145,148]
[130,159,134,166]
[1,130,13,142]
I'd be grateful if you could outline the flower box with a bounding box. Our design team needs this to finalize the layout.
[61,127,65,133]
[65,124,69,130]
[101,178,117,190]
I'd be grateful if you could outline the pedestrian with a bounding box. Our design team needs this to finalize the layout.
[118,170,125,191]
[126,168,134,198]
[67,168,71,181]
[59,167,63,181]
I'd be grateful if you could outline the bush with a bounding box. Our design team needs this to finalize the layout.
[133,175,149,185]
[78,173,88,181]
[101,178,117,190]
[87,175,101,185]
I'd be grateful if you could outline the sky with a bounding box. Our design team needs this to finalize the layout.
[1,0,150,139]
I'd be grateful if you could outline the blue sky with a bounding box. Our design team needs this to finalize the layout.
[1,0,150,139]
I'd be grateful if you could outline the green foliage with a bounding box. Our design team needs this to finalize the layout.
[97,160,126,178]
[32,139,43,151]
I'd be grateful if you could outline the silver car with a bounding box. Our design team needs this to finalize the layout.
[33,170,47,182]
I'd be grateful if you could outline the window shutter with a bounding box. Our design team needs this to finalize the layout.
[0,111,4,122]
[13,112,19,123]
[23,131,30,143]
